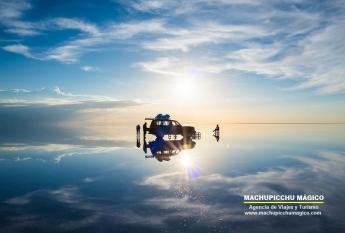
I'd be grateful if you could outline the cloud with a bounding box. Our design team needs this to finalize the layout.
[0,0,31,19]
[82,177,94,183]
[142,22,268,52]
[13,88,31,93]
[136,57,184,77]
[0,87,142,145]
[81,65,98,72]
[53,147,120,163]
[52,86,70,96]
[4,150,344,232]
[1,0,345,94]
[46,45,80,63]
[44,19,170,63]
[110,19,170,39]
[2,44,33,58]
[141,151,345,197]
[52,18,100,36]
[134,8,345,93]
[0,1,101,36]
[141,172,183,190]
[5,186,81,206]
[5,192,32,205]
[126,0,260,15]
[0,138,133,163]
[0,0,38,35]
[138,151,345,231]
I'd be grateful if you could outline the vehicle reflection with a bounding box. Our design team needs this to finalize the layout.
[137,114,200,162]
[143,137,196,162]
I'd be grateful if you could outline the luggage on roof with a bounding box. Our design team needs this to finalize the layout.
[155,114,170,120]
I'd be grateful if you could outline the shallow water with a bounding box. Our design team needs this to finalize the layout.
[0,124,344,233]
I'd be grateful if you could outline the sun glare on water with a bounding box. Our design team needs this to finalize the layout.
[179,152,192,167]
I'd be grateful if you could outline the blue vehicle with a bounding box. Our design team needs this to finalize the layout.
[144,137,196,162]
[144,114,199,138]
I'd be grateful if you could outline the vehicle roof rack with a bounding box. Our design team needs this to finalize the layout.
[145,118,174,121]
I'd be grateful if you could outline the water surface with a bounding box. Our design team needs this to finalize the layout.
[0,124,344,233]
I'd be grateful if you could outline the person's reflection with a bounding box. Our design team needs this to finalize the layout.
[136,125,141,148]
[213,124,220,142]
[143,137,196,162]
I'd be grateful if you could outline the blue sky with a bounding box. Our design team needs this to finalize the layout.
[0,0,345,126]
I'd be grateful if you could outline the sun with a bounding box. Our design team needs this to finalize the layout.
[175,76,195,98]
[175,73,197,99]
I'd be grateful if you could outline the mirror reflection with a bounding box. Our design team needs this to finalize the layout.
[137,114,201,162]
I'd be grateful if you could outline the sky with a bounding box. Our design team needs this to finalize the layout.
[1,0,345,133]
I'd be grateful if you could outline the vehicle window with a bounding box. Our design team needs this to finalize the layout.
[174,121,180,126]
[172,122,176,126]
[163,121,169,126]
[155,121,161,125]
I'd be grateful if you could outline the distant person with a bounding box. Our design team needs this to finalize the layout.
[143,122,147,133]
[213,124,220,136]
[143,122,147,138]
[136,125,141,148]
[213,124,220,142]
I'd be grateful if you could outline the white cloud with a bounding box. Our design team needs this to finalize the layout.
[15,156,32,161]
[2,44,33,58]
[0,143,78,152]
[110,19,170,39]
[1,0,345,94]
[127,0,261,15]
[141,172,183,189]
[4,151,344,231]
[0,0,31,19]
[5,192,32,205]
[44,19,171,63]
[83,177,94,183]
[53,147,119,163]
[81,65,98,72]
[0,2,101,36]
[53,86,73,97]
[0,0,39,35]
[46,45,80,63]
[52,18,100,36]
[136,57,184,77]
[141,151,345,202]
[0,86,141,110]
[5,186,81,205]
[143,22,268,52]
[13,88,31,93]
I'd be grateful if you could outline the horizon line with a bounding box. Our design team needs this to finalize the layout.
[194,122,345,125]
[228,122,345,125]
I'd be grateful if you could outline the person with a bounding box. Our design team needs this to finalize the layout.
[143,122,147,138]
[136,125,141,148]
[213,124,220,136]
[143,122,147,132]
[213,124,220,142]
